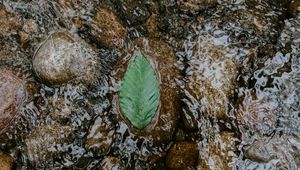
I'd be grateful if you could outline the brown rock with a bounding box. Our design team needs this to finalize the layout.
[166,142,199,170]
[111,0,150,25]
[244,135,300,169]
[288,0,300,16]
[0,150,14,170]
[146,14,160,38]
[85,116,115,156]
[19,19,39,44]
[23,19,39,34]
[199,132,238,170]
[92,7,128,48]
[177,0,218,13]
[32,32,99,86]
[25,125,74,165]
[225,1,284,43]
[99,156,124,170]
[0,4,21,35]
[47,96,72,123]
[111,38,180,146]
[236,92,277,139]
[278,16,300,55]
[183,35,238,123]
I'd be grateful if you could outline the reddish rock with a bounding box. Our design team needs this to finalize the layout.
[0,69,26,132]
[166,142,199,170]
[0,68,39,146]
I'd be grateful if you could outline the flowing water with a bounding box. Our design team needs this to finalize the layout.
[0,0,299,169]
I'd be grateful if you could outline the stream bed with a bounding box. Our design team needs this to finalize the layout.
[0,0,300,169]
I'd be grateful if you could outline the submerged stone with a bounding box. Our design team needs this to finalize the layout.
[146,14,160,38]
[25,125,74,166]
[225,0,285,43]
[32,32,99,87]
[166,142,199,170]
[111,0,150,26]
[85,116,115,156]
[0,4,22,36]
[99,156,124,170]
[288,0,300,16]
[92,6,128,48]
[0,69,38,146]
[157,1,189,39]
[177,0,218,13]
[183,35,238,124]
[0,150,14,170]
[236,92,277,140]
[244,135,300,169]
[199,132,238,170]
[0,70,25,132]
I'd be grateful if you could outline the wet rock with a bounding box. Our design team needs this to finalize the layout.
[46,89,91,123]
[25,125,74,166]
[270,0,292,8]
[0,69,37,146]
[19,19,39,45]
[47,96,73,123]
[91,6,128,48]
[111,0,150,26]
[0,150,14,170]
[244,135,300,169]
[23,19,39,35]
[0,70,26,132]
[166,142,199,170]
[0,4,22,36]
[99,156,125,170]
[54,0,100,30]
[236,92,277,139]
[278,15,300,54]
[199,132,238,170]
[146,14,160,38]
[85,116,115,156]
[288,0,300,16]
[32,32,99,87]
[224,1,285,43]
[177,0,217,13]
[183,35,238,123]
[111,38,180,158]
[157,2,189,39]
[251,16,300,136]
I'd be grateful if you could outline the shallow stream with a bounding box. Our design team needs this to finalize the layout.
[0,0,300,169]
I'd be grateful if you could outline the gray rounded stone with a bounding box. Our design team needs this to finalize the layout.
[33,32,99,87]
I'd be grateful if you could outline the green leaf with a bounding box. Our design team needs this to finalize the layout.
[119,50,160,129]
